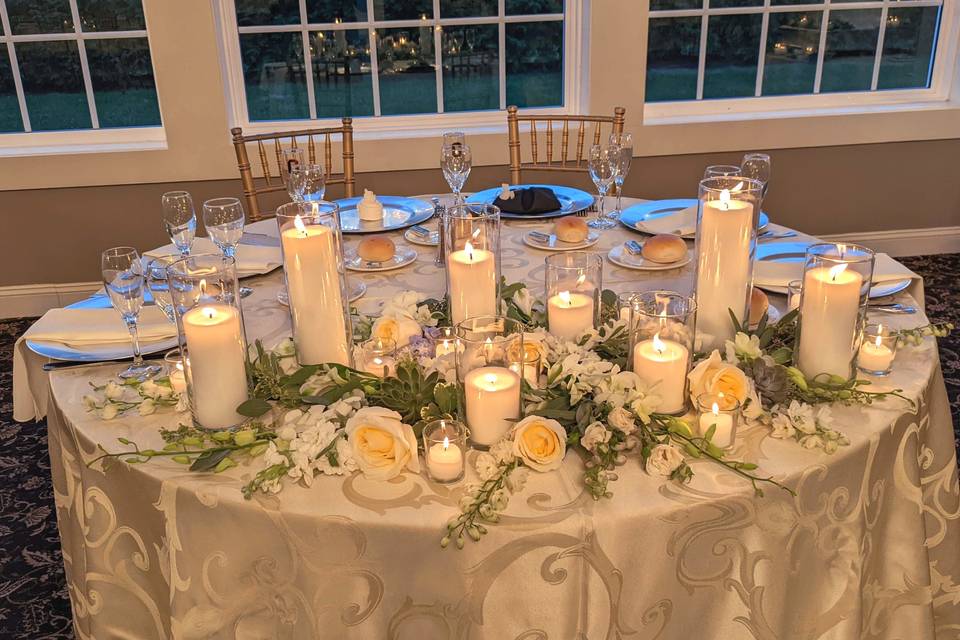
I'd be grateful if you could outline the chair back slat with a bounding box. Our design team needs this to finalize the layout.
[561,120,569,168]
[546,120,553,165]
[257,141,271,186]
[530,123,538,165]
[575,121,586,168]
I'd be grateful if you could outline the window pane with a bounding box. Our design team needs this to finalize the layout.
[85,38,160,127]
[16,41,91,130]
[374,0,432,21]
[442,24,498,112]
[878,6,940,90]
[441,0,497,19]
[76,0,146,31]
[240,32,309,120]
[709,0,762,8]
[377,27,436,115]
[820,9,880,93]
[307,0,367,23]
[762,12,820,96]
[703,13,762,99]
[235,0,299,27]
[505,21,563,107]
[646,17,700,102]
[0,49,24,133]
[650,1,700,10]
[311,30,374,117]
[506,0,562,16]
[7,0,74,35]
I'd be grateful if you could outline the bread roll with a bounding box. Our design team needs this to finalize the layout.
[554,216,588,243]
[641,234,686,263]
[749,287,769,326]
[357,237,395,262]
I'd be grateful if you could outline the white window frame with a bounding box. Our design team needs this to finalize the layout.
[213,0,586,139]
[644,0,960,124]
[0,0,165,157]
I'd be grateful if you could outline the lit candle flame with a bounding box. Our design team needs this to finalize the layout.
[719,189,731,210]
[442,436,450,450]
[828,263,848,281]
[711,402,720,416]
[484,372,497,386]
[294,214,307,235]
[558,290,572,306]
[652,332,665,354]
[465,240,474,260]
[201,306,216,320]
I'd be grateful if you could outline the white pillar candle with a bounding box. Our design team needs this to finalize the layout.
[464,366,520,446]
[798,263,863,378]
[632,333,689,414]
[281,216,350,365]
[858,334,894,373]
[695,190,754,349]
[699,401,734,448]
[181,304,248,429]
[547,291,594,340]
[427,437,464,482]
[448,242,497,326]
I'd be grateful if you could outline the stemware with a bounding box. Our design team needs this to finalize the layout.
[741,152,772,197]
[202,197,246,259]
[101,247,162,380]
[161,191,197,256]
[587,144,620,229]
[146,255,179,323]
[289,163,327,203]
[609,132,633,220]
[282,147,305,197]
[442,131,465,148]
[703,164,741,179]
[441,142,472,203]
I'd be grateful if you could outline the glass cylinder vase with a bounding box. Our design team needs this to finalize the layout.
[796,243,875,380]
[444,203,501,326]
[276,201,353,366]
[168,254,250,430]
[544,251,602,341]
[422,418,468,484]
[628,291,696,415]
[694,176,764,351]
[455,315,523,448]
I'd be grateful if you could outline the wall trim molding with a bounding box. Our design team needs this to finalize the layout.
[820,225,960,258]
[0,281,100,320]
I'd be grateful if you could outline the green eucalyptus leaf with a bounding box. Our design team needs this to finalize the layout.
[237,398,273,418]
[284,365,320,386]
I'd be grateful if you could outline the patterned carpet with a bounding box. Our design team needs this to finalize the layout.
[0,254,957,638]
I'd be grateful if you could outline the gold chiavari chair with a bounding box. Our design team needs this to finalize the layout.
[230,119,356,222]
[506,105,627,184]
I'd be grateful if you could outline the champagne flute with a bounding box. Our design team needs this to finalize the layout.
[202,197,246,259]
[161,191,196,256]
[703,164,741,179]
[608,132,633,220]
[146,255,179,323]
[587,144,620,229]
[289,163,327,203]
[741,152,771,197]
[441,142,472,203]
[101,247,162,380]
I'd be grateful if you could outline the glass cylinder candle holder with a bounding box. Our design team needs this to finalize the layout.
[787,279,803,311]
[163,348,188,394]
[857,322,898,376]
[168,254,250,430]
[422,418,468,484]
[617,291,641,324]
[276,201,353,367]
[545,251,602,341]
[455,315,523,449]
[444,203,501,326]
[696,392,740,449]
[694,176,764,351]
[507,341,542,389]
[628,291,696,415]
[434,326,456,358]
[360,337,397,377]
[795,243,875,381]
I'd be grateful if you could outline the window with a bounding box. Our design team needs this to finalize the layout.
[226,0,567,123]
[0,0,161,134]
[646,0,946,103]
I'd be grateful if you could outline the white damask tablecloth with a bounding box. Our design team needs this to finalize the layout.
[38,196,960,639]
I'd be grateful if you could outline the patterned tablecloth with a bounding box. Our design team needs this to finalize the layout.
[38,196,960,639]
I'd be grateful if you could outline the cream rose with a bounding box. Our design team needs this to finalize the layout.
[580,422,610,452]
[371,314,422,348]
[687,350,750,408]
[511,415,567,472]
[646,444,684,477]
[345,407,420,480]
[607,406,637,435]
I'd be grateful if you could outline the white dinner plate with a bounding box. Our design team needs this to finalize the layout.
[404,227,440,246]
[345,246,417,272]
[607,245,692,271]
[336,196,434,234]
[522,230,601,251]
[27,336,179,363]
[620,199,770,238]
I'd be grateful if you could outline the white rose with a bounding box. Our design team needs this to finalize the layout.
[104,381,124,400]
[687,350,750,407]
[138,399,157,416]
[646,444,685,477]
[381,291,421,319]
[371,314,422,348]
[140,380,160,398]
[511,415,567,472]
[100,403,119,420]
[580,422,611,453]
[345,407,420,481]
[512,287,533,316]
[607,406,637,434]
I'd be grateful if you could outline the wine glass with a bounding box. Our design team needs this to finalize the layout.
[289,163,327,203]
[146,255,178,323]
[587,144,620,229]
[441,142,471,203]
[741,152,771,197]
[282,147,305,201]
[703,164,741,179]
[161,191,196,256]
[202,197,246,259]
[101,247,162,381]
[608,132,633,220]
[442,131,465,148]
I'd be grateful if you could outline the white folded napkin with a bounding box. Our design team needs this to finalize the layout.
[145,238,282,274]
[753,252,919,289]
[25,307,176,347]
[634,205,697,236]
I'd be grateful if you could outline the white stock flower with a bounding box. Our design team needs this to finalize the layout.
[505,466,530,493]
[787,400,816,434]
[646,444,685,477]
[580,422,611,453]
[489,440,516,465]
[769,412,796,439]
[138,399,157,416]
[815,405,835,431]
[346,407,420,480]
[474,452,499,481]
[724,333,763,363]
[800,434,824,450]
[630,394,661,425]
[742,382,765,422]
[607,406,636,435]
[371,314,422,348]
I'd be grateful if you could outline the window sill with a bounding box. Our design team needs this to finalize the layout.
[0,127,167,158]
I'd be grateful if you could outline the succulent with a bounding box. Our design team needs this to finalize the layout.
[747,358,790,409]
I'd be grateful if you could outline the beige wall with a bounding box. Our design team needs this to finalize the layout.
[3,137,958,287]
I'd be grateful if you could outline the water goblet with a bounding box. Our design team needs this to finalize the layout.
[442,131,465,148]
[161,191,197,256]
[703,164,741,179]
[587,144,620,229]
[608,132,633,220]
[289,163,327,203]
[741,152,771,197]
[146,255,179,323]
[202,197,246,259]
[101,247,162,381]
[282,147,305,198]
[441,142,472,203]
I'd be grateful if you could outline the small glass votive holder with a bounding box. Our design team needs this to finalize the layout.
[508,341,542,389]
[544,251,603,341]
[422,418,468,484]
[617,291,641,327]
[360,337,397,377]
[696,392,740,450]
[434,326,456,358]
[787,279,802,311]
[857,323,898,376]
[163,348,188,394]
[628,291,696,415]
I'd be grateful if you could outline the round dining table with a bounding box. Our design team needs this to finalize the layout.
[39,196,960,639]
